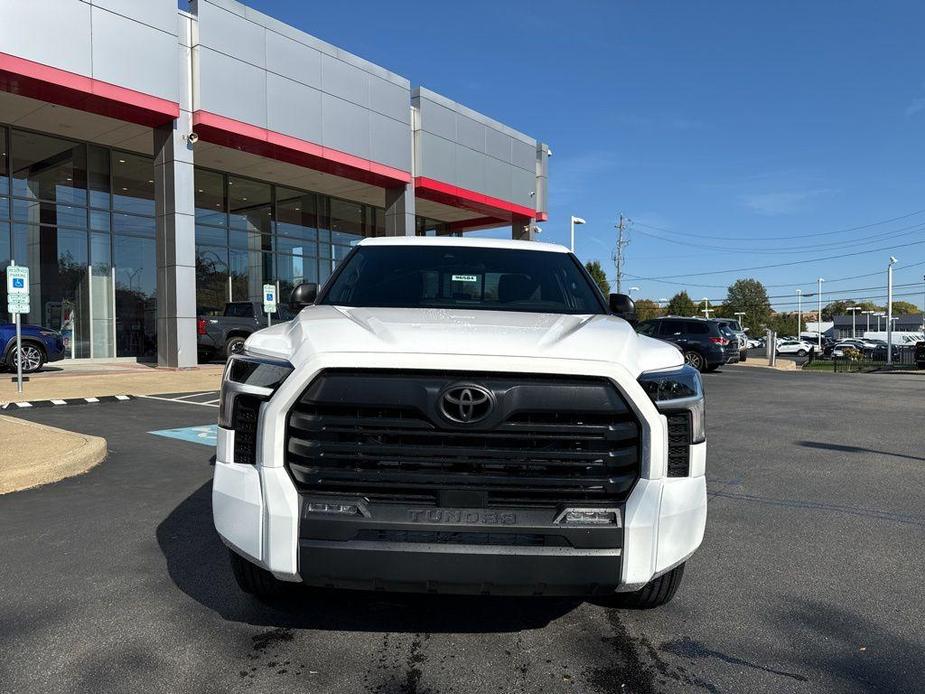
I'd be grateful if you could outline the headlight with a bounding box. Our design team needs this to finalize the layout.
[218,350,293,429]
[638,365,705,477]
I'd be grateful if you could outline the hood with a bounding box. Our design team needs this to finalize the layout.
[245,306,681,376]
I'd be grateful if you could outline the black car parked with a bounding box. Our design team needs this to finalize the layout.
[913,341,925,369]
[636,317,733,372]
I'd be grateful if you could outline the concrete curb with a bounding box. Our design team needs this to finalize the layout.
[0,415,107,494]
[729,360,799,371]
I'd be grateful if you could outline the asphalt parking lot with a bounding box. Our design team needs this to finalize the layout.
[1,367,923,694]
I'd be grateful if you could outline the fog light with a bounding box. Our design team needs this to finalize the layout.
[306,502,360,515]
[555,508,621,525]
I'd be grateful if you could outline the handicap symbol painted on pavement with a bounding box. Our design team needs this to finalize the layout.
[149,424,218,447]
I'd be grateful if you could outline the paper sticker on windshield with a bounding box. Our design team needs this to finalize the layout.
[452,274,478,283]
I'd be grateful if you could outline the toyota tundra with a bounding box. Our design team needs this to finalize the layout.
[213,237,707,608]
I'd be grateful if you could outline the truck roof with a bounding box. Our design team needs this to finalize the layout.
[357,236,569,253]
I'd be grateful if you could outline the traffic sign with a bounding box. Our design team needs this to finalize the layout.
[6,264,30,315]
[263,283,277,315]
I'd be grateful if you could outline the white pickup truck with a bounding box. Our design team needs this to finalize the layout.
[212,237,707,608]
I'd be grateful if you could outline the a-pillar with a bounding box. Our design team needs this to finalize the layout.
[384,183,416,236]
[153,111,198,368]
[511,214,535,241]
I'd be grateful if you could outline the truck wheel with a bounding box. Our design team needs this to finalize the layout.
[683,351,705,372]
[618,563,685,609]
[228,550,285,599]
[224,336,246,358]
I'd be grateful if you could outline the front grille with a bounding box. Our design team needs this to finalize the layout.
[285,370,641,506]
[666,412,691,477]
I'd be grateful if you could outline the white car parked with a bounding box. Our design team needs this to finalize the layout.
[776,339,815,356]
[213,237,707,608]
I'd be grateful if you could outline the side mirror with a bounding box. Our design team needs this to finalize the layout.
[609,293,637,324]
[289,282,318,309]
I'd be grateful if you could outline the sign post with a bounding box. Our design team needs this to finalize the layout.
[262,284,277,328]
[6,261,31,394]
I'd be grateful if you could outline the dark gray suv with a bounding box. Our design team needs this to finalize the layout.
[636,317,733,372]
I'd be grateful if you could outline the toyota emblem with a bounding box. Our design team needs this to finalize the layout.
[439,384,494,424]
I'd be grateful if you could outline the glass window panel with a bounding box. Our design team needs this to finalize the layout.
[228,177,271,233]
[228,229,249,250]
[90,209,110,232]
[0,196,8,221]
[228,248,250,302]
[10,130,87,204]
[331,244,353,261]
[196,225,227,247]
[276,235,311,255]
[195,168,225,226]
[90,232,113,358]
[276,188,318,238]
[13,200,87,228]
[39,226,90,358]
[111,152,155,215]
[114,234,157,359]
[196,245,229,313]
[88,145,110,209]
[371,206,385,237]
[112,213,155,237]
[0,222,9,311]
[0,127,8,195]
[11,223,29,268]
[329,198,365,241]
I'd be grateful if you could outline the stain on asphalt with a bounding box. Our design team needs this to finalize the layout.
[365,632,438,694]
[584,610,659,694]
[661,636,808,683]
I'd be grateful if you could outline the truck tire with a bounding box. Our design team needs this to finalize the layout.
[228,550,285,599]
[618,563,685,609]
[224,335,246,358]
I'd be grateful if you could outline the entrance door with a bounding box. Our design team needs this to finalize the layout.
[113,234,156,359]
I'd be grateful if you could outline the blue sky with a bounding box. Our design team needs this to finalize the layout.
[246,0,925,312]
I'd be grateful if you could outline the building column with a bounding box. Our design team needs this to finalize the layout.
[511,214,535,241]
[384,183,416,236]
[153,110,197,368]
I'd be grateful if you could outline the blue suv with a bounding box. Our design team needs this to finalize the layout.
[0,320,66,373]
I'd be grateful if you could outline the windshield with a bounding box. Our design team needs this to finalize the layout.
[320,245,607,315]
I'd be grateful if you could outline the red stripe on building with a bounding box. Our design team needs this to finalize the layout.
[192,110,412,188]
[414,176,537,223]
[0,51,179,127]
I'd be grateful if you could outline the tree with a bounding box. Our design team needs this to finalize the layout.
[723,278,771,332]
[584,260,611,296]
[822,299,881,320]
[890,301,920,315]
[635,299,661,321]
[664,291,697,317]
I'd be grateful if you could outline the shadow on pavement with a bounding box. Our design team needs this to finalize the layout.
[156,481,581,634]
[799,440,925,462]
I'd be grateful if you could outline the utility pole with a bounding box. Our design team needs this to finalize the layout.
[796,289,802,338]
[612,214,629,294]
[816,278,824,354]
[701,297,713,319]
[887,257,896,366]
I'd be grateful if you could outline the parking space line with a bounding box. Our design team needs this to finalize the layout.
[171,392,216,400]
[137,394,220,408]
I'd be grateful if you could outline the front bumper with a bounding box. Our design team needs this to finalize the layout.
[212,353,708,594]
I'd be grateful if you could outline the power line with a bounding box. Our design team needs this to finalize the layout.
[628,237,925,282]
[630,221,925,256]
[633,208,925,242]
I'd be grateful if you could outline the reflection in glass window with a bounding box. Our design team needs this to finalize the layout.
[195,168,225,226]
[0,222,9,310]
[111,152,155,215]
[228,176,271,234]
[329,198,365,240]
[0,127,8,195]
[114,234,157,358]
[196,245,229,312]
[88,145,110,209]
[112,212,155,237]
[276,188,318,239]
[11,130,87,205]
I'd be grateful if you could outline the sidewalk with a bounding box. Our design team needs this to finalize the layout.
[0,361,225,405]
[0,415,107,494]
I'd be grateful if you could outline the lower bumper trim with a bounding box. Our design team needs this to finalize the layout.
[298,539,622,596]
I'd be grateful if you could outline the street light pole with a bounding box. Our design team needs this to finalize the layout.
[796,289,802,338]
[569,216,586,253]
[847,306,861,338]
[734,311,746,329]
[816,278,824,353]
[701,297,712,319]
